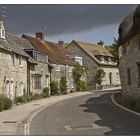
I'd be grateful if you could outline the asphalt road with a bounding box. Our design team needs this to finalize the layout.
[29,91,140,136]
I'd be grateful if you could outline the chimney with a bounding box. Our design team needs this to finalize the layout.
[58,40,64,47]
[97,40,104,48]
[0,21,5,39]
[35,32,44,40]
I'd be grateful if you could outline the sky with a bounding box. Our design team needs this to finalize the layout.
[0,4,137,45]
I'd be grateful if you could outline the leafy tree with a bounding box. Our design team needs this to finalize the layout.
[96,69,105,85]
[73,62,88,91]
[105,38,119,64]
[73,62,84,83]
[60,76,67,94]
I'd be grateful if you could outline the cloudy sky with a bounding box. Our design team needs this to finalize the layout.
[0,4,137,45]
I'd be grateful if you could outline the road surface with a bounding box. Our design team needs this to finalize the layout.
[28,91,140,135]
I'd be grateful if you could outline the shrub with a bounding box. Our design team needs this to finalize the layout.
[41,87,50,98]
[14,94,31,104]
[96,69,105,85]
[76,80,89,91]
[2,97,12,110]
[31,94,43,100]
[60,76,67,94]
[0,96,12,111]
[50,81,59,95]
[0,96,4,111]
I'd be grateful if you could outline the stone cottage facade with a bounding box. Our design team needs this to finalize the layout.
[22,33,75,93]
[118,5,140,98]
[0,21,36,100]
[0,21,51,99]
[66,40,120,89]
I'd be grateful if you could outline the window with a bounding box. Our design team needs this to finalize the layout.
[74,56,83,65]
[127,68,131,85]
[6,81,10,98]
[68,66,73,72]
[137,64,140,86]
[55,64,60,71]
[35,75,42,89]
[11,54,15,66]
[19,56,22,67]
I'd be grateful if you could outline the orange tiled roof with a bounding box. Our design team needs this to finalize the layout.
[22,35,74,65]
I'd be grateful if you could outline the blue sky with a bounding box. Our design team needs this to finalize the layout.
[47,24,118,45]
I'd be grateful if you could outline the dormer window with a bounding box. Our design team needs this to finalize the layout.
[100,56,105,64]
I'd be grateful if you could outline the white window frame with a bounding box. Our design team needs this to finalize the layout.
[11,54,15,66]
[55,64,60,72]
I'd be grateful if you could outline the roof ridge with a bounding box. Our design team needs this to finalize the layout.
[74,40,98,46]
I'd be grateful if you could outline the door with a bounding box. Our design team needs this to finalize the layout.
[10,81,14,100]
[109,72,112,85]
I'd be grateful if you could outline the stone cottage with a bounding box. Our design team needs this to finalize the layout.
[22,32,75,92]
[66,40,120,89]
[0,21,36,100]
[7,32,50,95]
[118,5,140,98]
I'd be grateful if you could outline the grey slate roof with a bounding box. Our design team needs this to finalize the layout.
[0,32,37,64]
[118,5,140,45]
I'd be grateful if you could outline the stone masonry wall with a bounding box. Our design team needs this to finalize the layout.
[0,49,27,100]
[119,34,140,98]
[30,62,50,94]
[66,42,98,89]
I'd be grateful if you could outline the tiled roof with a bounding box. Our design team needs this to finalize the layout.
[0,32,36,64]
[22,35,74,65]
[70,40,116,66]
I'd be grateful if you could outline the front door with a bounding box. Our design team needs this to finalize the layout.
[109,72,112,85]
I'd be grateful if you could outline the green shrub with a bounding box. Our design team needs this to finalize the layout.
[14,94,31,104]
[2,97,12,110]
[96,69,105,85]
[31,94,42,100]
[76,80,89,91]
[50,81,59,95]
[60,76,67,94]
[0,96,4,111]
[0,96,12,111]
[41,87,50,98]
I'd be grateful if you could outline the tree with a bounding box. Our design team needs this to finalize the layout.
[96,69,105,85]
[73,62,84,83]
[73,62,88,91]
[105,38,119,64]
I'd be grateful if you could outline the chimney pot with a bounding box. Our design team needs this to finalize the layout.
[0,21,5,40]
[36,32,44,40]
[58,40,64,47]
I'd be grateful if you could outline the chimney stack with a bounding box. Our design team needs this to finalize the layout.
[0,21,5,39]
[58,40,64,47]
[36,32,44,40]
[97,40,104,48]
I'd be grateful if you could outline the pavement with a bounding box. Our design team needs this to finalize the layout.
[0,87,121,136]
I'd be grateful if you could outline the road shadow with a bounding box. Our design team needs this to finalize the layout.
[79,93,140,136]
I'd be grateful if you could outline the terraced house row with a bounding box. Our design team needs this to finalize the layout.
[0,20,120,100]
[0,21,76,100]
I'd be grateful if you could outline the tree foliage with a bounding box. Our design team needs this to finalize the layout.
[96,69,105,85]
[105,38,119,63]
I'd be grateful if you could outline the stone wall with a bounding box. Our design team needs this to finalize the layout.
[119,34,140,98]
[30,62,50,94]
[100,66,120,87]
[66,42,98,89]
[0,49,27,100]
[51,64,75,92]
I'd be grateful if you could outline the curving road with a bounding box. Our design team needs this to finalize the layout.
[28,91,140,136]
